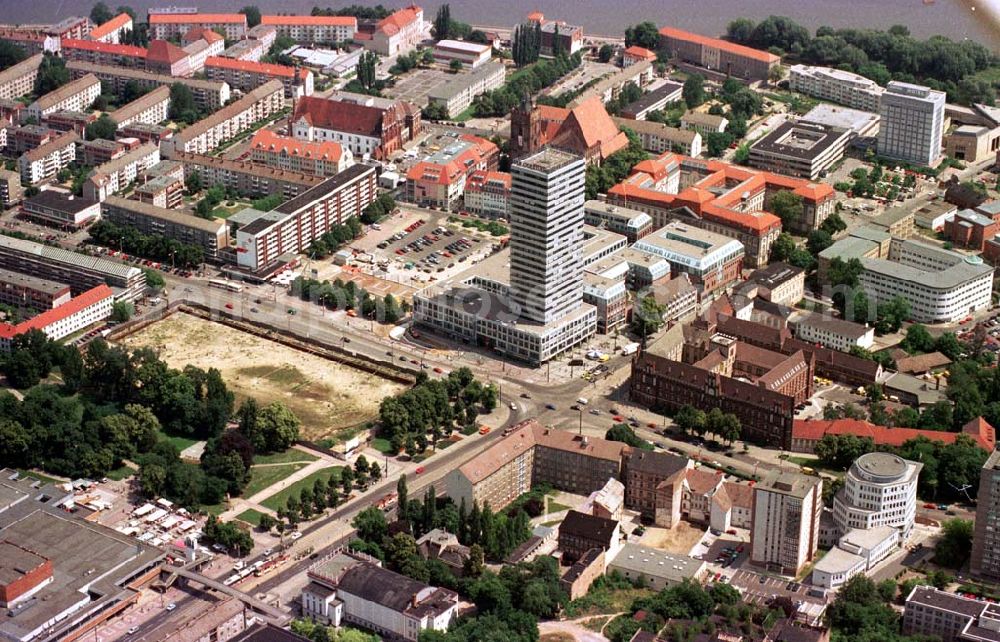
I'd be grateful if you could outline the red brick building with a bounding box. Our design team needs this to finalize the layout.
[658,26,779,81]
[791,417,996,454]
[943,209,999,251]
[0,542,52,607]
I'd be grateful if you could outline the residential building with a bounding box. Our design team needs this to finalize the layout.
[558,510,621,563]
[5,124,54,155]
[790,312,874,351]
[509,95,629,164]
[622,45,657,67]
[0,170,23,209]
[235,164,376,273]
[0,284,114,349]
[0,268,69,311]
[249,129,352,177]
[560,548,605,600]
[248,24,278,50]
[607,544,705,591]
[650,274,699,325]
[608,154,834,267]
[944,209,999,251]
[659,26,779,81]
[584,200,653,242]
[832,452,921,542]
[133,173,184,209]
[47,16,91,40]
[415,529,470,577]
[0,98,24,126]
[66,60,231,111]
[0,54,42,101]
[159,597,252,642]
[222,38,267,62]
[302,550,458,640]
[619,80,684,120]
[580,478,625,522]
[164,80,285,156]
[111,85,170,129]
[18,131,77,185]
[39,110,95,137]
[426,60,505,118]
[292,94,421,160]
[60,39,147,68]
[526,13,583,57]
[751,470,822,575]
[0,234,145,300]
[0,468,163,641]
[569,61,654,108]
[404,133,498,209]
[260,15,357,45]
[614,116,701,157]
[362,6,425,57]
[433,39,492,69]
[739,262,804,306]
[101,195,229,257]
[682,467,725,525]
[174,151,322,200]
[80,138,129,166]
[621,449,690,527]
[878,81,946,166]
[789,65,884,112]
[83,143,161,201]
[22,189,100,227]
[680,110,728,136]
[204,56,314,98]
[0,30,61,56]
[582,271,627,333]
[89,12,133,44]
[631,327,813,448]
[463,169,511,219]
[149,13,248,41]
[180,33,225,75]
[631,221,745,294]
[748,121,853,181]
[118,122,174,145]
[903,586,1000,642]
[972,449,1000,582]
[24,73,101,122]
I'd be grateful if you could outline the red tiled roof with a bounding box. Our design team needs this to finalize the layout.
[658,26,779,64]
[722,481,752,509]
[293,96,384,137]
[527,11,545,22]
[150,13,246,24]
[624,45,656,61]
[250,129,342,162]
[0,285,113,340]
[61,38,146,58]
[685,467,723,495]
[183,26,224,44]
[146,39,188,65]
[377,5,422,35]
[206,56,308,80]
[89,12,132,40]
[262,15,357,27]
[466,169,512,192]
[792,418,996,451]
[406,134,497,186]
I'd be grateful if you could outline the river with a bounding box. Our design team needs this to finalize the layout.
[6,0,999,48]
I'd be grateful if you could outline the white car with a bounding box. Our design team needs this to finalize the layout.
[291,531,303,541]
[165,603,176,611]
[263,548,273,556]
[509,402,517,410]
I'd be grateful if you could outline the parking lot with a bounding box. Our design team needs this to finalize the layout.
[384,67,456,107]
[731,568,829,623]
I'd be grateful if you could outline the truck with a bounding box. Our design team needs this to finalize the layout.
[622,342,640,356]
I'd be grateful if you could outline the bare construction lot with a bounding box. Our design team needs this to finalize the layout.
[120,313,406,441]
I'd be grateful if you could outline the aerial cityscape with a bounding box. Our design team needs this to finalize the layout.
[0,3,999,642]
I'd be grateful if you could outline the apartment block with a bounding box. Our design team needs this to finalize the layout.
[101,195,229,257]
[18,131,78,184]
[463,170,511,219]
[83,144,161,201]
[751,470,822,575]
[0,54,42,101]
[60,39,147,68]
[903,586,1000,642]
[427,60,505,118]
[0,284,114,350]
[791,313,874,352]
[89,12,133,44]
[174,151,322,200]
[0,234,145,300]
[878,81,946,166]
[972,450,1000,582]
[249,129,352,177]
[0,170,23,209]
[621,449,690,527]
[789,65,884,112]
[164,80,285,156]
[24,73,101,122]
[558,511,621,563]
[404,133,498,209]
[149,13,248,41]
[236,164,376,272]
[0,268,70,311]
[133,174,184,209]
[66,60,231,111]
[361,6,425,57]
[111,85,170,129]
[612,116,702,157]
[204,56,314,98]
[0,30,61,56]
[261,15,357,44]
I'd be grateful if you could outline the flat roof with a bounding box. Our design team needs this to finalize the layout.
[801,104,879,134]
[794,312,871,339]
[632,221,744,271]
[750,120,850,161]
[609,542,703,582]
[758,470,818,498]
[812,545,865,575]
[103,195,226,233]
[0,267,68,295]
[514,146,582,173]
[428,60,504,101]
[24,189,98,215]
[0,231,142,280]
[621,80,684,114]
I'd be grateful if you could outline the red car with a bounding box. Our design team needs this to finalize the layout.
[433,367,443,374]
[415,466,425,474]
[225,303,234,310]
[613,415,624,422]
[923,503,937,509]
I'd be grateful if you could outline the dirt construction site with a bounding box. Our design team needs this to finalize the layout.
[119,312,406,441]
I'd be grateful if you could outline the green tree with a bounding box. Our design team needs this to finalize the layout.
[770,190,804,230]
[35,55,70,96]
[624,21,660,50]
[85,113,118,141]
[682,74,706,108]
[674,405,706,436]
[353,506,388,542]
[935,518,973,568]
[769,232,796,263]
[433,4,452,40]
[726,18,756,43]
[90,2,115,25]
[239,5,262,28]
[168,83,199,124]
[901,324,936,354]
[110,300,135,323]
[449,59,463,73]
[598,44,615,63]
[806,229,834,255]
[821,211,847,235]
[631,295,666,343]
[0,41,26,71]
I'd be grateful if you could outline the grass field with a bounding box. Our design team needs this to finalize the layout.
[236,508,266,527]
[371,437,393,454]
[121,313,406,441]
[253,449,318,466]
[260,466,344,512]
[158,430,200,453]
[106,465,134,481]
[244,463,310,498]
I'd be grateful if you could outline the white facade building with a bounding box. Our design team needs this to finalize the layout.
[792,312,875,351]
[789,64,884,112]
[833,452,921,541]
[24,73,101,122]
[260,15,357,44]
[750,471,823,575]
[432,39,492,69]
[878,81,945,166]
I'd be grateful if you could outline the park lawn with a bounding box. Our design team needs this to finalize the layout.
[543,500,571,514]
[106,465,134,481]
[253,449,318,465]
[158,430,199,452]
[203,502,227,516]
[371,437,393,454]
[236,509,265,527]
[451,105,476,122]
[244,463,309,498]
[260,466,344,512]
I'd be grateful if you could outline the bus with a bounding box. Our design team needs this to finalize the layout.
[208,279,243,293]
